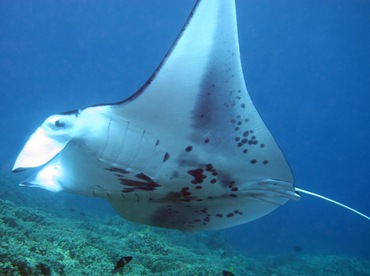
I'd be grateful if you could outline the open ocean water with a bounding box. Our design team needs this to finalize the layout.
[1,1,369,275]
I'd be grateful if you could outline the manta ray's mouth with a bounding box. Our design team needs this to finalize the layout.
[13,160,54,173]
[18,159,64,192]
[12,161,49,173]
[12,167,29,173]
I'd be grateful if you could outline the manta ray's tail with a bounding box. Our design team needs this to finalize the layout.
[296,188,370,221]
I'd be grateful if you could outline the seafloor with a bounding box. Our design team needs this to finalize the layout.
[1,172,369,276]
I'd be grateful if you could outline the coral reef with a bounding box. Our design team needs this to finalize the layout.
[1,173,369,275]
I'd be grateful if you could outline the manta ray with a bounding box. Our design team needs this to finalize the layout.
[13,0,369,231]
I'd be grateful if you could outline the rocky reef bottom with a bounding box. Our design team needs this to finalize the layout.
[1,173,369,275]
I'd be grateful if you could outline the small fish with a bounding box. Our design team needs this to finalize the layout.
[294,245,302,252]
[222,271,235,276]
[114,256,132,271]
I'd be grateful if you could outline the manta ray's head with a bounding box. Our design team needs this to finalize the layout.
[13,106,110,192]
[13,110,79,172]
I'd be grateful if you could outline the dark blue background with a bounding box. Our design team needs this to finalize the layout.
[1,1,369,258]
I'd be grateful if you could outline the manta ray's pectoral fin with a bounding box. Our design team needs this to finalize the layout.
[93,0,296,230]
[104,0,294,186]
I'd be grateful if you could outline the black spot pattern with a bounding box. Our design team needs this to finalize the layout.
[228,112,270,165]
[187,168,206,184]
[106,167,160,193]
[163,152,170,162]
[148,166,246,230]
[105,167,130,174]
[187,163,220,186]
[169,202,245,230]
[185,146,193,152]
[166,187,192,203]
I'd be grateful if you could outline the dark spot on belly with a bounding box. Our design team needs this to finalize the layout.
[187,168,206,184]
[205,164,214,172]
[120,173,160,193]
[163,152,170,162]
[106,167,130,174]
[185,146,193,152]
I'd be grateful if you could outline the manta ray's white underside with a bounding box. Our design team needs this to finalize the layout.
[13,0,302,231]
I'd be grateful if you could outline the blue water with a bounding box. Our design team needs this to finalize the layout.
[1,0,369,260]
